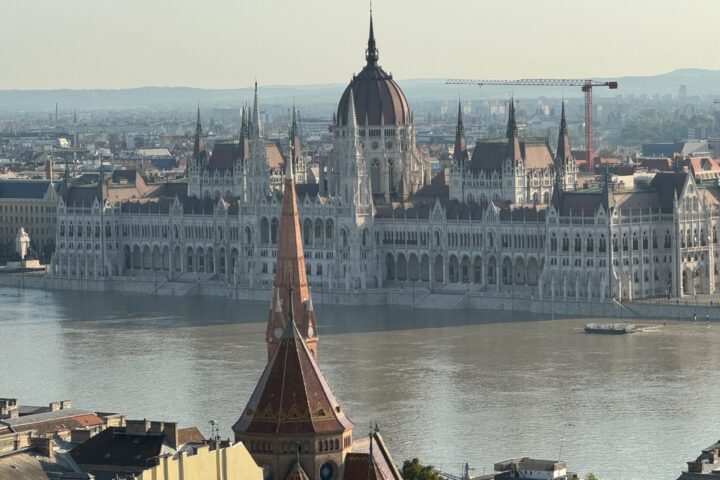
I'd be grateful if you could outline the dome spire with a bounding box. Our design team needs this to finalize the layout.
[365,3,379,66]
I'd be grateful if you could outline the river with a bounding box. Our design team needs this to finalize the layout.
[2,286,718,480]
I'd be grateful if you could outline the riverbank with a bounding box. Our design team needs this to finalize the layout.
[3,272,718,321]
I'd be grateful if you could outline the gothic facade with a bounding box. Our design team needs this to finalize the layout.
[48,14,720,303]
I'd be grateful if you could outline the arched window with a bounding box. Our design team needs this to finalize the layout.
[303,218,313,245]
[260,218,269,244]
[314,219,323,242]
[245,226,252,244]
[270,218,279,244]
[371,159,381,193]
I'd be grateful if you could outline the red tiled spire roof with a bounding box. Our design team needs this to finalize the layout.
[266,156,317,360]
[233,300,353,436]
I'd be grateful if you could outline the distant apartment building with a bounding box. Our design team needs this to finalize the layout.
[0,179,59,261]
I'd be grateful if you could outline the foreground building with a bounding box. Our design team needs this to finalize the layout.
[232,162,402,480]
[678,439,720,478]
[0,397,262,480]
[48,12,720,303]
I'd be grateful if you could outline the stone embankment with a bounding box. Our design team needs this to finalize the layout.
[0,272,715,321]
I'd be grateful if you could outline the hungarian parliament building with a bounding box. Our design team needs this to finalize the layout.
[49,16,720,303]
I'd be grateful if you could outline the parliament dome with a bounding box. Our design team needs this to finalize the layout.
[336,14,410,127]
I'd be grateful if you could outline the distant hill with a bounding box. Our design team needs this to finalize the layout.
[1,69,719,113]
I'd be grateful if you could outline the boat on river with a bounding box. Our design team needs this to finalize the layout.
[584,323,636,334]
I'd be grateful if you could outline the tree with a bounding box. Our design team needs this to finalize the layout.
[401,458,442,480]
[585,473,599,480]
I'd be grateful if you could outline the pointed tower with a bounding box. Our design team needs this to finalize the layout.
[290,103,302,159]
[365,7,379,66]
[453,100,468,166]
[188,105,207,198]
[193,105,205,164]
[505,97,525,203]
[252,81,263,138]
[247,83,269,201]
[266,158,318,360]
[288,103,305,182]
[237,106,250,166]
[234,289,353,480]
[506,97,521,162]
[555,102,577,192]
[341,88,372,210]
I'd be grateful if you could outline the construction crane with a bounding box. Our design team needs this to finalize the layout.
[446,78,618,171]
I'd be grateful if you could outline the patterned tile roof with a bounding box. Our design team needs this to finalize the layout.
[232,317,352,436]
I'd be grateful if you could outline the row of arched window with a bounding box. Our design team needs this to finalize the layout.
[59,221,113,239]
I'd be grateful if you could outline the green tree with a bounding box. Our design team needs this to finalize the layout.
[585,473,599,480]
[401,458,442,480]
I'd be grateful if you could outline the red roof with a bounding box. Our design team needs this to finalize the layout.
[266,175,317,360]
[232,318,353,436]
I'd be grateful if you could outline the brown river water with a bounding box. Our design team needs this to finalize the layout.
[2,286,719,480]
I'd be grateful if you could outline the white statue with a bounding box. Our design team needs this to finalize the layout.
[15,227,30,261]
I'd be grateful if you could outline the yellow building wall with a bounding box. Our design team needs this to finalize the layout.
[137,442,263,480]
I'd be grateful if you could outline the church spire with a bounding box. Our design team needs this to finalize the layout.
[365,6,379,66]
[453,100,467,165]
[506,96,518,138]
[252,81,262,137]
[506,97,521,162]
[266,149,317,360]
[556,101,571,162]
[289,101,302,159]
[193,105,205,164]
[347,88,359,136]
[237,106,249,165]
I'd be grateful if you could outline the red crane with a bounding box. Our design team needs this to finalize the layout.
[446,78,618,171]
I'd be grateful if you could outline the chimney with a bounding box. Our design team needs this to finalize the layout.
[60,400,71,410]
[31,436,54,459]
[0,398,18,418]
[163,422,178,449]
[126,419,151,434]
[46,159,53,180]
[49,402,61,412]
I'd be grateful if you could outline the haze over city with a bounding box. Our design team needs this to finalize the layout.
[4,0,720,90]
[5,2,720,480]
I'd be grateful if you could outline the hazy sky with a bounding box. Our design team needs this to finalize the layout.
[3,0,719,90]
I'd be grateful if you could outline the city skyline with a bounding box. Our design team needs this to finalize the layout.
[3,0,720,90]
